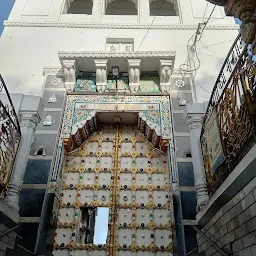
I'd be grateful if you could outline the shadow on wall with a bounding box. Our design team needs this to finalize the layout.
[0,74,44,96]
[194,55,228,103]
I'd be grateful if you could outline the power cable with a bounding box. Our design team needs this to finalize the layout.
[197,39,234,49]
[174,5,217,99]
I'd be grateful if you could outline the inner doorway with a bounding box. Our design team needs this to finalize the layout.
[53,124,174,256]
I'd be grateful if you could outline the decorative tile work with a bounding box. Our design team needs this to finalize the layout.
[75,72,96,92]
[62,95,172,140]
[107,77,130,92]
[75,72,130,92]
[75,72,161,93]
[139,73,160,93]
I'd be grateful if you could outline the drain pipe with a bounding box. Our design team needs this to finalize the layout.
[193,226,229,256]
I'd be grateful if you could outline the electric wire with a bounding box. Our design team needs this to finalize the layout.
[175,5,217,99]
[136,2,217,97]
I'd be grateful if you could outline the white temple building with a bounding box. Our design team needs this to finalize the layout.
[0,0,238,255]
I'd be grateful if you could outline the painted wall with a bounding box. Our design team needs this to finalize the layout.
[0,0,238,102]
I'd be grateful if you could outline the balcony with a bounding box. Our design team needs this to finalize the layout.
[200,33,256,195]
[0,74,21,199]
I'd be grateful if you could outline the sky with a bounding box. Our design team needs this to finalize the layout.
[0,0,15,35]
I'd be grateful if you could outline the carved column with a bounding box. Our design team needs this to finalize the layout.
[184,103,209,212]
[5,104,42,211]
[127,59,141,93]
[62,59,77,92]
[159,60,173,93]
[94,59,108,93]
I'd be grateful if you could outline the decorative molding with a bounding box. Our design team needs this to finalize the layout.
[94,59,108,93]
[128,59,141,93]
[43,66,63,75]
[20,113,40,130]
[178,96,187,106]
[50,77,63,86]
[184,115,204,132]
[59,51,176,58]
[62,59,76,92]
[175,79,185,88]
[48,94,57,103]
[4,21,240,30]
[159,59,173,92]
[43,115,53,126]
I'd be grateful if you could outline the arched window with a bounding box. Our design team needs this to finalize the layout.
[66,0,93,14]
[105,0,137,15]
[150,0,178,16]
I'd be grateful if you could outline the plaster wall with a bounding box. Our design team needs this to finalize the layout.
[0,0,238,102]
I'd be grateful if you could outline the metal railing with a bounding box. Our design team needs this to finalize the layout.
[0,74,21,199]
[200,33,256,194]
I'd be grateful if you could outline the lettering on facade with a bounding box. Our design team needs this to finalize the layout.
[106,43,134,52]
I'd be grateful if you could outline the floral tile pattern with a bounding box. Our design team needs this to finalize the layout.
[62,95,172,140]
[75,72,161,93]
[139,73,160,93]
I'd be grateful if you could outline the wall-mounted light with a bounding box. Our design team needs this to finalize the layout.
[112,66,119,79]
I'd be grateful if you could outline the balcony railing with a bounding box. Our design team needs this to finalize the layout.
[200,33,256,194]
[0,74,21,199]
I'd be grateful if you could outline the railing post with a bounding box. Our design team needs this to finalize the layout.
[184,103,209,212]
[5,97,43,211]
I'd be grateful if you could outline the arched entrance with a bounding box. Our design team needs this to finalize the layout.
[53,124,174,256]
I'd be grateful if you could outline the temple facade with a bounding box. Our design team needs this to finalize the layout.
[0,0,238,255]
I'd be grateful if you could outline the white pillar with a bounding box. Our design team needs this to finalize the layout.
[92,0,104,22]
[62,59,77,92]
[159,59,173,93]
[94,59,108,93]
[127,59,141,93]
[184,103,209,212]
[138,0,150,23]
[5,96,43,211]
